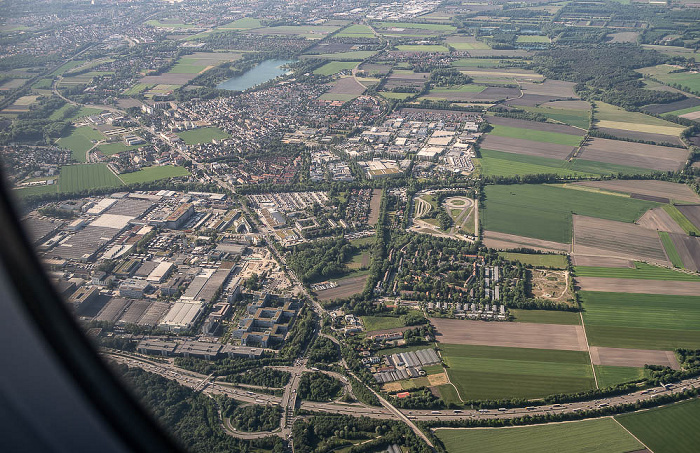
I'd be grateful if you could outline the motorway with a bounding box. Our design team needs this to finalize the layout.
[106,351,700,439]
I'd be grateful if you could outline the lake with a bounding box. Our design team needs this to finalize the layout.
[216,59,295,91]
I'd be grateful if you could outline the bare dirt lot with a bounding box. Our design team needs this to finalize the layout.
[596,127,684,147]
[480,135,575,160]
[578,138,688,171]
[636,207,686,234]
[576,277,700,296]
[590,346,679,369]
[669,233,700,272]
[367,188,383,226]
[677,205,700,230]
[487,116,585,135]
[530,269,574,304]
[571,255,633,268]
[314,274,369,301]
[484,230,571,253]
[325,76,366,96]
[572,215,670,266]
[574,180,700,204]
[430,318,588,351]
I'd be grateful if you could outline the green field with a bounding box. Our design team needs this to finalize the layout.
[58,164,123,193]
[313,61,360,76]
[15,183,58,198]
[499,252,569,269]
[567,158,654,176]
[574,262,700,281]
[518,105,590,129]
[478,149,592,178]
[639,64,700,93]
[120,165,190,184]
[594,365,647,388]
[50,60,85,77]
[32,78,53,90]
[516,35,550,43]
[659,231,684,268]
[336,24,374,38]
[123,83,152,95]
[436,418,642,453]
[581,291,700,349]
[177,127,230,145]
[509,309,581,325]
[145,20,195,29]
[379,92,414,100]
[440,344,595,401]
[489,124,582,147]
[319,93,359,102]
[435,384,462,405]
[446,41,491,50]
[57,126,104,162]
[451,58,513,68]
[395,45,450,53]
[361,316,404,332]
[663,205,700,236]
[595,101,685,134]
[168,56,209,74]
[616,398,700,453]
[483,184,657,243]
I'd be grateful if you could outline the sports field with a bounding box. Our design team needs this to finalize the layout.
[440,344,595,400]
[313,61,359,76]
[489,125,582,147]
[498,252,568,269]
[616,398,700,453]
[574,262,700,281]
[57,126,104,162]
[177,127,230,145]
[361,316,404,332]
[483,184,657,243]
[58,164,123,193]
[436,418,642,453]
[580,291,700,349]
[120,165,190,184]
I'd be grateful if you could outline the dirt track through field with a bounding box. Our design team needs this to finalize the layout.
[430,318,588,351]
[589,346,680,369]
[576,277,700,296]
